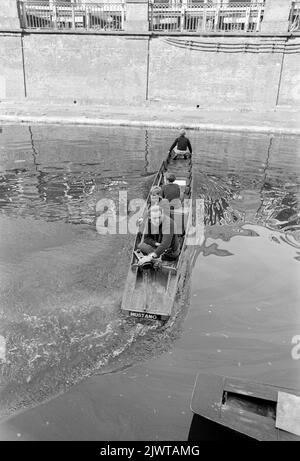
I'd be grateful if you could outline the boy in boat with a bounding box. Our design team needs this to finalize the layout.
[169,129,192,160]
[138,205,180,261]
[161,173,181,202]
[150,185,162,205]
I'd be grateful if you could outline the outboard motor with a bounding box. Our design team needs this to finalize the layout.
[134,250,162,272]
[139,260,154,271]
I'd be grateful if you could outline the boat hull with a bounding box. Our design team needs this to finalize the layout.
[121,152,193,321]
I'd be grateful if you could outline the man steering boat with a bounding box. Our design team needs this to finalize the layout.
[169,129,192,160]
[137,205,180,266]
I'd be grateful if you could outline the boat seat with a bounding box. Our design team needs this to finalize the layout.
[172,207,189,237]
[172,178,188,201]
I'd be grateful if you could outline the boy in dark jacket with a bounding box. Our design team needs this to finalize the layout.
[161,173,180,202]
[169,129,192,159]
[138,205,180,261]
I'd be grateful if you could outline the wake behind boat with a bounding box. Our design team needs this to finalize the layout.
[121,151,193,321]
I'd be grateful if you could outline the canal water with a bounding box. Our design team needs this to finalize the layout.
[0,125,299,419]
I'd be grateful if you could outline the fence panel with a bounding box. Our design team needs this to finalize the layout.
[149,1,265,33]
[17,1,126,31]
[289,1,300,32]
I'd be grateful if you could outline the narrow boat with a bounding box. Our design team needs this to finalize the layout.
[121,151,193,321]
[189,372,300,441]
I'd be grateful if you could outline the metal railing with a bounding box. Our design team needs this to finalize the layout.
[17,1,126,31]
[289,1,300,32]
[149,1,265,33]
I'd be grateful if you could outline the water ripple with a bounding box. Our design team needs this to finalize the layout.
[0,125,299,418]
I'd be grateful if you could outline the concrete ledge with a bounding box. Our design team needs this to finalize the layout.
[0,100,299,135]
[0,113,299,135]
[1,29,300,38]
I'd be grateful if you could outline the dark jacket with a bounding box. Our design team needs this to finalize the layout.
[169,135,192,153]
[143,215,179,257]
[162,183,180,202]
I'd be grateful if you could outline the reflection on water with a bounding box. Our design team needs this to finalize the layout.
[193,134,300,251]
[0,125,299,418]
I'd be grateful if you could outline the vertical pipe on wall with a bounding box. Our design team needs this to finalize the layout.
[275,43,286,108]
[146,36,150,101]
[20,33,27,97]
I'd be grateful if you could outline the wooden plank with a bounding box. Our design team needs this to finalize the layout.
[276,392,300,437]
[224,378,279,402]
[224,377,300,400]
[221,380,278,440]
[278,430,300,441]
[190,373,224,420]
[191,373,300,441]
[220,406,277,441]
[122,269,174,318]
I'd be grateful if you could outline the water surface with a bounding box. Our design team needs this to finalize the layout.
[0,125,299,418]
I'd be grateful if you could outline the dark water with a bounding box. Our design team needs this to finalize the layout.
[0,125,299,418]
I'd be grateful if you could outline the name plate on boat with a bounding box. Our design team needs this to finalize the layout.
[128,311,167,321]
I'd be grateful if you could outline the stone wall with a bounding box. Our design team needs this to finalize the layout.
[277,52,300,107]
[0,33,24,99]
[22,34,148,104]
[0,0,299,109]
[148,36,287,110]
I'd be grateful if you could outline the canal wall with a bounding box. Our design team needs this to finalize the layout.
[21,34,149,104]
[0,0,299,110]
[148,35,300,109]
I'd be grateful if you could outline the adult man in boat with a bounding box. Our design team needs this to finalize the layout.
[162,173,181,202]
[169,129,192,160]
[138,205,180,261]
